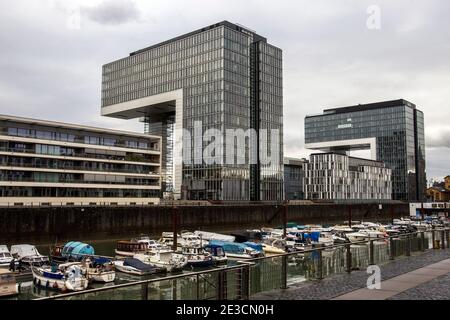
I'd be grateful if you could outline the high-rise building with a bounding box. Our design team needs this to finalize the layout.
[305,99,426,201]
[304,153,392,201]
[284,157,308,200]
[0,115,161,206]
[101,21,284,201]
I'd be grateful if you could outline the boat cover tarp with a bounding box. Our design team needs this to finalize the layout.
[123,258,156,272]
[243,242,263,252]
[209,240,251,254]
[310,232,320,242]
[62,241,95,259]
[93,257,111,266]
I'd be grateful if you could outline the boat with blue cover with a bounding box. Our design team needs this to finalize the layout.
[113,258,166,276]
[204,243,228,265]
[208,240,262,260]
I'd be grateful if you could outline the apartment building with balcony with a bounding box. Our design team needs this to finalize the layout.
[0,115,161,206]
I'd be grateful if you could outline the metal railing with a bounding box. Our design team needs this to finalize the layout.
[34,228,449,301]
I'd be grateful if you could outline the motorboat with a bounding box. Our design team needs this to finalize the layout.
[113,258,165,276]
[0,269,19,297]
[10,244,50,268]
[346,232,370,243]
[115,240,148,257]
[208,240,262,260]
[31,262,88,292]
[0,245,14,268]
[181,246,214,268]
[82,257,116,283]
[360,230,388,240]
[204,244,228,265]
[261,243,285,255]
[134,249,187,272]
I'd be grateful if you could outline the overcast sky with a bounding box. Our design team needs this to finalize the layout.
[0,0,449,181]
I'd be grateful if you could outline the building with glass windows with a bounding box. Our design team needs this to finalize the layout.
[101,21,283,201]
[284,157,308,200]
[0,115,161,206]
[305,153,392,201]
[305,99,426,201]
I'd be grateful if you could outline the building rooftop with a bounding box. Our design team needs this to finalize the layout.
[129,21,267,57]
[309,152,385,164]
[306,99,417,118]
[0,114,160,140]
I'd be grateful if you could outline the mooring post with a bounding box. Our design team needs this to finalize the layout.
[369,240,375,265]
[346,244,352,273]
[172,206,178,251]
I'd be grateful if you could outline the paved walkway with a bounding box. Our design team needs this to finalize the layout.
[333,258,450,300]
[251,249,450,300]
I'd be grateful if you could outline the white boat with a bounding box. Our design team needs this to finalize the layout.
[346,232,370,243]
[0,269,19,297]
[0,245,14,268]
[194,231,236,243]
[360,230,387,240]
[113,258,165,276]
[208,240,262,260]
[134,249,188,272]
[31,262,88,292]
[82,258,116,283]
[181,246,214,268]
[10,244,50,268]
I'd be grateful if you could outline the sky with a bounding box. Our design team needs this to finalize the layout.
[0,0,449,181]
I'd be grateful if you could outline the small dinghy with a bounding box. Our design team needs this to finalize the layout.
[113,258,166,276]
[32,262,88,292]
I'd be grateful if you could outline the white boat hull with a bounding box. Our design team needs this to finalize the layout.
[32,269,88,292]
[87,270,116,283]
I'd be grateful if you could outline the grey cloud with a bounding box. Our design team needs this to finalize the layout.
[81,0,140,25]
[427,129,450,149]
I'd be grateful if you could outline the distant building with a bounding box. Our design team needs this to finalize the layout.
[284,157,308,200]
[305,99,426,201]
[0,115,161,206]
[426,176,450,202]
[304,153,392,201]
[426,187,450,202]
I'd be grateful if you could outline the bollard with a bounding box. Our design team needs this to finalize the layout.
[346,244,352,273]
[317,248,323,280]
[389,237,395,260]
[281,255,288,289]
[406,234,411,257]
[369,240,375,265]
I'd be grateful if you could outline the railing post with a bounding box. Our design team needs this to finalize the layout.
[242,265,250,300]
[420,232,425,251]
[141,283,148,300]
[405,234,411,257]
[196,274,200,300]
[441,229,446,250]
[281,255,287,289]
[369,240,375,265]
[432,229,436,249]
[389,237,395,260]
[346,244,352,273]
[446,229,450,249]
[316,248,323,280]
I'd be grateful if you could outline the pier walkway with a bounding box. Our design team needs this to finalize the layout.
[251,249,450,300]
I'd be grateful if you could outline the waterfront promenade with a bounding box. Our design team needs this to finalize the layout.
[252,249,450,300]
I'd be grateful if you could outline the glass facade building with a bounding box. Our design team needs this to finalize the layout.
[101,21,283,201]
[305,99,426,201]
[284,157,308,200]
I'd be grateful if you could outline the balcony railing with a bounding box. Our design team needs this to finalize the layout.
[0,177,160,186]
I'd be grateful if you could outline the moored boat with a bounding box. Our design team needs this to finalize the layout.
[115,240,148,258]
[134,249,187,272]
[10,244,50,269]
[82,257,116,283]
[181,246,214,268]
[0,269,19,297]
[0,245,14,268]
[113,258,165,276]
[208,240,262,260]
[31,262,88,292]
[204,243,228,265]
